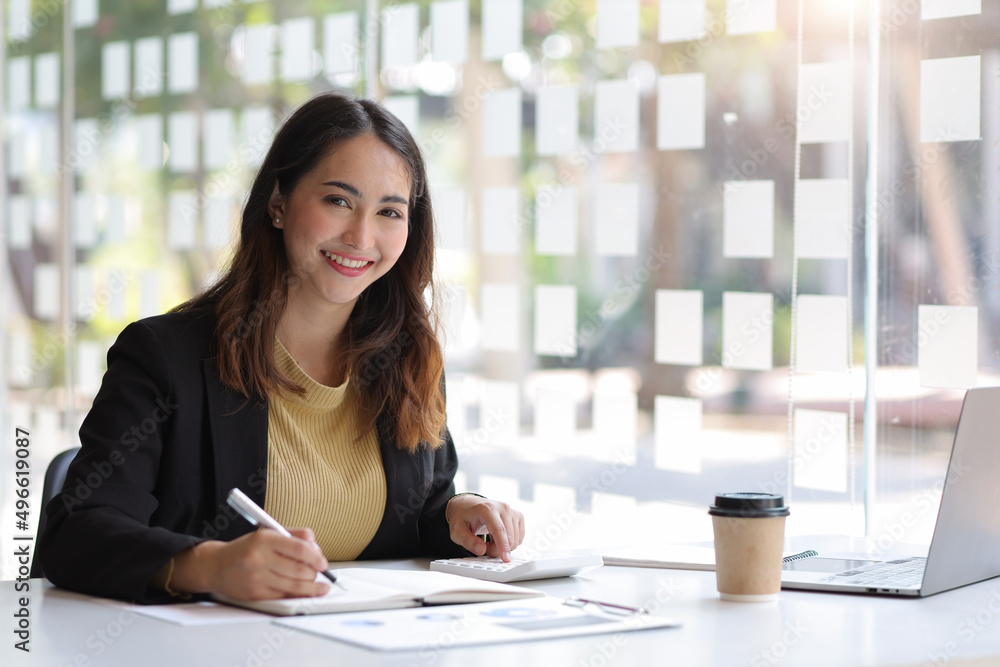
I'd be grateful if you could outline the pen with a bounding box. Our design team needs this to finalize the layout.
[564,596,649,615]
[226,488,338,585]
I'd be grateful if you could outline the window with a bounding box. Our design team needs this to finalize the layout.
[3,0,997,577]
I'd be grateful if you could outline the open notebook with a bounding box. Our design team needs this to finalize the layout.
[213,567,544,616]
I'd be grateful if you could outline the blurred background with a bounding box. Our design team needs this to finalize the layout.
[2,0,998,577]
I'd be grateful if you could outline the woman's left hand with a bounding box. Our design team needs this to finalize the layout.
[446,495,525,562]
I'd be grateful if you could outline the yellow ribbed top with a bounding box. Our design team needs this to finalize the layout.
[264,337,385,562]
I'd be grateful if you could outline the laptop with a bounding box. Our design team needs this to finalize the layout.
[781,386,1000,597]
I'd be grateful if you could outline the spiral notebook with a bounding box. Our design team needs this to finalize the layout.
[214,568,543,616]
[601,545,817,571]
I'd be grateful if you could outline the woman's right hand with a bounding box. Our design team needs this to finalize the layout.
[170,528,331,600]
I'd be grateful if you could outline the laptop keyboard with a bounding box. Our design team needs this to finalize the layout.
[820,558,926,588]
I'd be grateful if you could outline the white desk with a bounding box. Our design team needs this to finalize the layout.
[5,560,1000,666]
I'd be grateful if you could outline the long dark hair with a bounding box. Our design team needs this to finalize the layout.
[173,91,445,453]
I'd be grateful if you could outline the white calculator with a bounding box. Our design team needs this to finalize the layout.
[429,554,604,583]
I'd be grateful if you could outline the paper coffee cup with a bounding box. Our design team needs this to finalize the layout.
[709,493,789,602]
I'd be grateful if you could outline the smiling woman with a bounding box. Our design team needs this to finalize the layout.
[268,133,412,385]
[37,92,525,605]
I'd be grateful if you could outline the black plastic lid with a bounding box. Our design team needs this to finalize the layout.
[709,492,790,518]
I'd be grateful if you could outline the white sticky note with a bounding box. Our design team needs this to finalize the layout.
[9,196,31,249]
[8,57,30,111]
[727,0,776,35]
[434,186,467,250]
[722,291,773,371]
[11,356,35,391]
[20,123,40,174]
[105,197,128,244]
[102,41,130,99]
[797,179,849,259]
[660,0,706,43]
[104,268,130,317]
[74,193,98,249]
[478,475,520,502]
[657,73,705,150]
[242,106,275,165]
[918,305,978,388]
[34,53,59,108]
[244,24,275,85]
[535,186,577,255]
[382,95,419,135]
[33,198,56,235]
[481,187,521,255]
[796,295,848,373]
[431,1,468,63]
[168,32,198,94]
[799,62,850,144]
[590,492,637,519]
[168,111,198,172]
[381,3,419,70]
[594,79,639,153]
[106,268,128,319]
[593,391,638,464]
[654,395,702,473]
[655,289,703,366]
[597,0,639,49]
[439,284,468,356]
[71,118,100,174]
[532,482,576,517]
[535,387,576,440]
[134,37,164,97]
[9,336,33,386]
[920,55,981,142]
[794,409,848,493]
[73,0,98,27]
[480,283,519,352]
[536,84,579,155]
[594,183,639,257]
[324,13,359,76]
[168,191,198,249]
[34,264,60,320]
[8,0,30,41]
[205,196,236,250]
[445,376,468,439]
[281,17,315,81]
[137,114,164,170]
[534,285,577,357]
[481,379,520,445]
[723,180,774,258]
[126,198,143,242]
[922,0,980,19]
[75,265,95,320]
[35,408,60,441]
[140,271,160,319]
[76,341,104,394]
[168,0,197,14]
[40,123,58,175]
[481,0,523,61]
[203,109,234,170]
[44,126,62,175]
[8,132,27,177]
[483,88,522,157]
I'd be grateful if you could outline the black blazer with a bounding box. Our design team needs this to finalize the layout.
[38,307,470,604]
